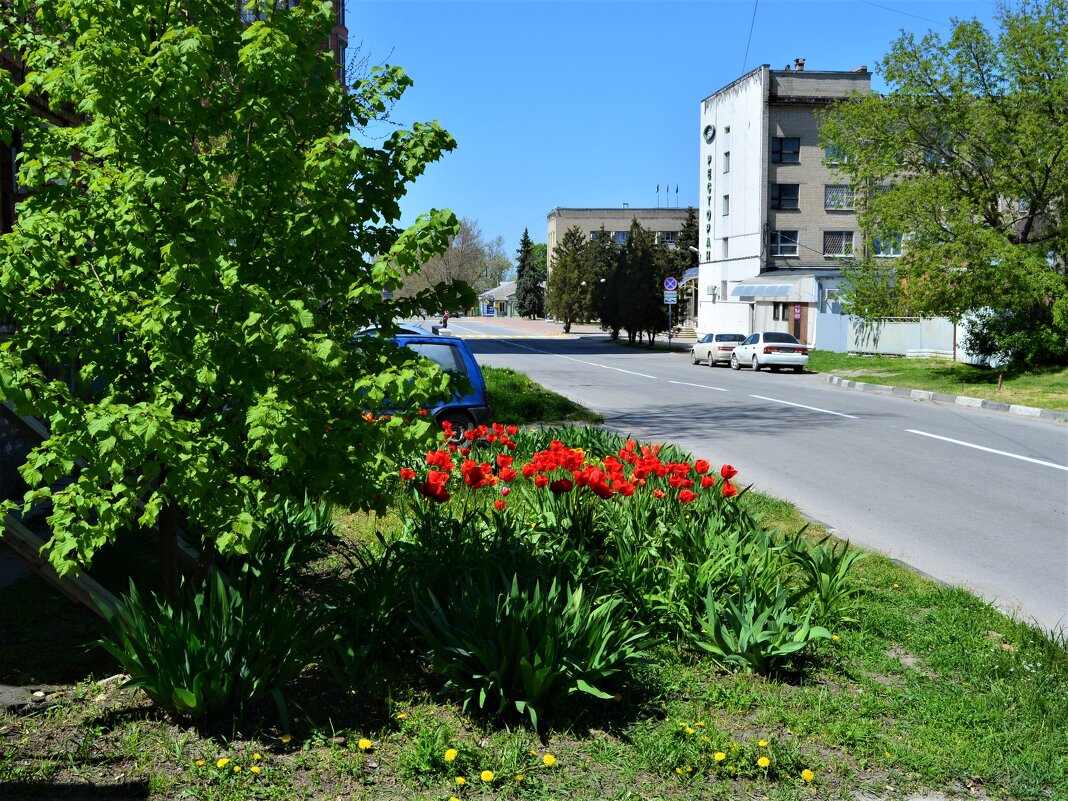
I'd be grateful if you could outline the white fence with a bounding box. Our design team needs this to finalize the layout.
[848,317,982,362]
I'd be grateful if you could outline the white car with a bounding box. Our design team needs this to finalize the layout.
[690,333,746,366]
[730,332,809,372]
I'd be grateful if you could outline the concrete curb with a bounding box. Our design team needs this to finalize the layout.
[823,375,1068,423]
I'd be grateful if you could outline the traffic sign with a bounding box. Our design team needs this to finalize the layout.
[664,276,679,291]
[664,291,678,305]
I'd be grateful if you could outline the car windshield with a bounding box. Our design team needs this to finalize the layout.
[763,332,801,344]
[716,334,745,342]
[405,342,468,376]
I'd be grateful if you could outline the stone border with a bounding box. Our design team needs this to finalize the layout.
[823,375,1068,423]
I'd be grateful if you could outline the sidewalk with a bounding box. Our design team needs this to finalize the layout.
[463,316,1066,423]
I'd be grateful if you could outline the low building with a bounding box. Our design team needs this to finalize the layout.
[546,206,689,269]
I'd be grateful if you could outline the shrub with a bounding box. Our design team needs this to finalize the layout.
[413,569,651,729]
[787,532,867,625]
[96,569,312,724]
[693,579,831,675]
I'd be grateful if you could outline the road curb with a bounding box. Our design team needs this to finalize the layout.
[823,375,1068,423]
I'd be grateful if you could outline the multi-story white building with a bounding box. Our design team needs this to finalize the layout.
[697,60,871,349]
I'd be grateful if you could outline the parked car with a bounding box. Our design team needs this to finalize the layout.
[394,334,491,435]
[354,321,436,337]
[730,332,809,372]
[691,332,746,366]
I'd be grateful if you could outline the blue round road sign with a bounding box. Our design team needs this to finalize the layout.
[664,276,679,291]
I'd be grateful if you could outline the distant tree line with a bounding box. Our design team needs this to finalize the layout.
[546,208,698,342]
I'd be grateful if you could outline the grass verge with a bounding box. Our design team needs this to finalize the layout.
[483,365,604,424]
[807,351,1068,411]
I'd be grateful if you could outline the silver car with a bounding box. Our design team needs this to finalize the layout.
[730,332,809,372]
[691,332,746,366]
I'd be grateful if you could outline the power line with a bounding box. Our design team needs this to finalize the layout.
[741,0,759,74]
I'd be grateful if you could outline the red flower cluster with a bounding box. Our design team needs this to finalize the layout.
[399,427,740,505]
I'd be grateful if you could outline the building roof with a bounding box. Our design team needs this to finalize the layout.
[479,280,516,300]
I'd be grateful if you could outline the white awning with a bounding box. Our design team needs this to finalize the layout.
[729,276,818,302]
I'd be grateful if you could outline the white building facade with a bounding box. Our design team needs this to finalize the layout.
[697,62,871,349]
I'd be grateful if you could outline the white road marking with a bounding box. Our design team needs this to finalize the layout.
[669,380,730,392]
[502,340,658,378]
[749,394,859,418]
[906,429,1068,471]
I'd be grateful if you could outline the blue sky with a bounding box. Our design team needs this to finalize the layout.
[350,0,1001,258]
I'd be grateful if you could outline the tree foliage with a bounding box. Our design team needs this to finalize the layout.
[514,228,544,318]
[0,0,468,577]
[819,0,1068,365]
[589,228,623,340]
[545,226,589,333]
[402,217,511,300]
[618,221,668,345]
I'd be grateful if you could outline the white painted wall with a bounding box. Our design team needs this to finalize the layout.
[697,68,766,335]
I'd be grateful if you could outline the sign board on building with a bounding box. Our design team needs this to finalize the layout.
[793,304,801,320]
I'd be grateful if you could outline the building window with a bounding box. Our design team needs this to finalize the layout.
[723,151,731,173]
[770,184,799,210]
[773,302,789,321]
[820,289,842,313]
[722,238,729,259]
[721,280,728,299]
[612,231,628,245]
[824,145,848,164]
[873,234,903,257]
[771,137,800,164]
[722,195,730,215]
[824,184,854,210]
[660,231,678,246]
[823,230,854,256]
[769,230,798,256]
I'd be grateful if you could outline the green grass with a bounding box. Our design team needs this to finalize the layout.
[807,351,1068,411]
[483,365,604,424]
[2,423,1065,801]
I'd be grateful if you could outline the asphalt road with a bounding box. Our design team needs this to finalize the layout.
[448,317,1068,635]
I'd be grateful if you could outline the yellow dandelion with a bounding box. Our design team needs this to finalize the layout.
[757,756,770,768]
[233,765,242,773]
[530,749,539,757]
[892,582,900,589]
[714,752,726,762]
[515,774,524,782]
[884,751,892,758]
[699,735,710,743]
[194,759,205,767]
[678,721,688,727]
[801,768,815,782]
[456,777,466,786]
[450,797,460,801]
[480,770,495,782]
[357,738,373,752]
[280,734,292,744]
[832,634,840,641]
[675,767,683,775]
[395,712,407,720]
[685,727,695,735]
[251,765,262,775]
[542,753,557,767]
[444,748,458,763]
[216,757,230,768]
[695,721,705,728]
[686,766,693,773]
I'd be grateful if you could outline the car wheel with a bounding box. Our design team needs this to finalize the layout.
[752,356,760,371]
[691,350,698,365]
[438,410,474,444]
[708,354,716,367]
[730,354,740,370]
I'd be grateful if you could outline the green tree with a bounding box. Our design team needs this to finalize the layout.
[819,0,1068,366]
[546,226,588,333]
[618,221,663,345]
[0,0,467,584]
[514,228,544,318]
[666,207,699,278]
[590,228,623,340]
